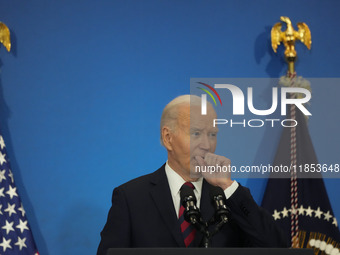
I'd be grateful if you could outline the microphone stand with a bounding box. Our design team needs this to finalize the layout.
[199,188,231,248]
[181,185,230,248]
[198,215,228,248]
[189,218,210,248]
[210,214,228,237]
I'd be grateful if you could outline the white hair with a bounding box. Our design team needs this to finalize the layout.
[160,95,201,146]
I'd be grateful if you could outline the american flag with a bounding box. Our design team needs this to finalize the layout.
[0,134,39,254]
[262,107,340,254]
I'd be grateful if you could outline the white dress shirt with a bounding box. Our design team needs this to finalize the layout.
[165,161,239,218]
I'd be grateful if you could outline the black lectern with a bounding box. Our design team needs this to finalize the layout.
[107,248,314,255]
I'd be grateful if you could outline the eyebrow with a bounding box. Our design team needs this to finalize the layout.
[190,128,219,132]
[190,128,203,131]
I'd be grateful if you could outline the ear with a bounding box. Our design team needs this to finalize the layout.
[162,126,173,151]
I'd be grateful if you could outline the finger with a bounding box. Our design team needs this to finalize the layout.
[217,157,231,167]
[195,155,206,166]
[204,153,216,166]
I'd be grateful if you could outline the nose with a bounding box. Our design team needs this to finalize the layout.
[199,134,210,151]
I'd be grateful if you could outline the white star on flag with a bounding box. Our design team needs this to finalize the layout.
[305,206,313,217]
[324,211,332,221]
[282,207,289,218]
[273,209,281,220]
[8,169,14,183]
[2,220,14,235]
[15,237,27,250]
[0,136,5,149]
[0,169,6,182]
[16,219,29,233]
[332,218,338,227]
[18,203,26,217]
[4,202,16,217]
[0,237,12,252]
[314,207,323,219]
[298,205,305,215]
[291,206,297,215]
[0,151,6,165]
[6,184,18,199]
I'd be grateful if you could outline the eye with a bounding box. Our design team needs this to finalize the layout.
[191,131,201,137]
[209,132,217,138]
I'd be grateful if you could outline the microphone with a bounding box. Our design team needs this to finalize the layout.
[209,185,230,224]
[180,184,210,247]
[180,185,201,224]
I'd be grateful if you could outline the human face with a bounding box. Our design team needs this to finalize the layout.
[166,104,217,180]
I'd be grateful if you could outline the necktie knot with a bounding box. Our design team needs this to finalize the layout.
[182,182,195,190]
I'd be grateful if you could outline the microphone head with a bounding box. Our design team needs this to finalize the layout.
[209,185,230,223]
[209,185,226,201]
[180,184,201,224]
[180,184,197,206]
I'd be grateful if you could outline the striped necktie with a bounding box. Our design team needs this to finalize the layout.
[179,182,196,247]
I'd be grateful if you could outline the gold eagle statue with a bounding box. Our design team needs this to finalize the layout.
[271,16,311,61]
[0,22,11,52]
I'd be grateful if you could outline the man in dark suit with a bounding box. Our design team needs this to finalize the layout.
[97,95,287,254]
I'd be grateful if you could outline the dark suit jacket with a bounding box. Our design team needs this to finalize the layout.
[97,165,287,254]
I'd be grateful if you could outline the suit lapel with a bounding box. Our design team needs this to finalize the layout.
[149,166,185,247]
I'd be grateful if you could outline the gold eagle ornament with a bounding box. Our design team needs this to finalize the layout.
[271,16,311,63]
[0,22,11,52]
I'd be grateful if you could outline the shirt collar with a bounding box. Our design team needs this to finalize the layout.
[165,161,203,197]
